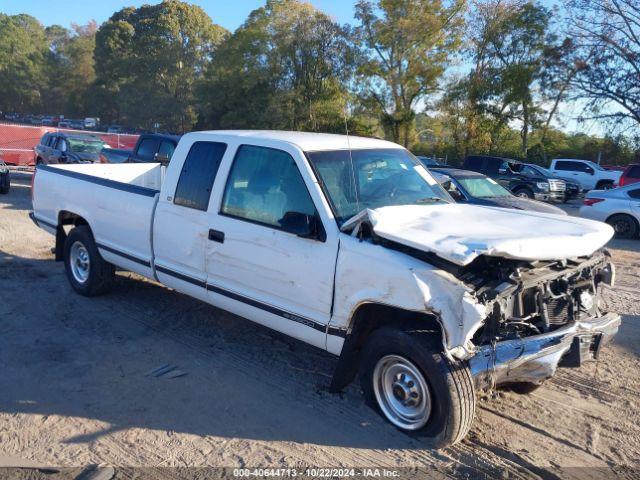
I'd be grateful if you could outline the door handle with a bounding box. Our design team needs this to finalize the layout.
[208,229,225,243]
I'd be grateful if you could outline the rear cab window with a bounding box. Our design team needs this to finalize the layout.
[174,141,227,211]
[136,138,161,160]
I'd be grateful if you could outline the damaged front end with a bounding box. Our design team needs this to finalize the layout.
[461,252,620,389]
[344,207,620,390]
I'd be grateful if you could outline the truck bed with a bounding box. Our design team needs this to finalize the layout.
[32,163,163,276]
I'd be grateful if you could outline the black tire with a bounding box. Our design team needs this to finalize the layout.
[596,180,614,190]
[513,187,534,199]
[64,225,114,296]
[503,382,543,394]
[360,327,475,448]
[606,214,639,239]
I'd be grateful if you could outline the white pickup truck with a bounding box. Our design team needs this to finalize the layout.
[31,131,620,447]
[549,158,622,190]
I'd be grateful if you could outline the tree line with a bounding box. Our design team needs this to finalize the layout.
[1,0,639,164]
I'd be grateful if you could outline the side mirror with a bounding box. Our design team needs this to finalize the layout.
[154,153,170,165]
[279,211,324,241]
[585,167,594,175]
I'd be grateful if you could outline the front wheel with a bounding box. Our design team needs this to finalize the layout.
[513,187,534,199]
[64,225,115,296]
[360,327,475,448]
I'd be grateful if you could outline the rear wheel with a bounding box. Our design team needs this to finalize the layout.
[513,187,534,199]
[64,225,114,296]
[606,214,638,239]
[360,327,475,448]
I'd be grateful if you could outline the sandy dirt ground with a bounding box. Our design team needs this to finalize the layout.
[1,172,639,478]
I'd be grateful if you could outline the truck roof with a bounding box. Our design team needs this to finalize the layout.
[186,130,400,152]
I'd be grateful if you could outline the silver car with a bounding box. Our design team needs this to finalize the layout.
[579,184,640,238]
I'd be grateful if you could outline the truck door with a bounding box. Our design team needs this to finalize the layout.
[205,143,338,349]
[153,141,228,301]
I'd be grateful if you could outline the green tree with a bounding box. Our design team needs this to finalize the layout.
[354,0,465,147]
[94,1,227,132]
[199,0,353,132]
[43,22,97,116]
[0,14,48,113]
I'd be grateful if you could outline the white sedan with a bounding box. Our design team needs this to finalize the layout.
[579,184,640,238]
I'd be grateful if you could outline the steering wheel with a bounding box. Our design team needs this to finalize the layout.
[365,172,406,199]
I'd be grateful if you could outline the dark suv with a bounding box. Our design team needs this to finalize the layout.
[34,132,108,165]
[462,155,566,202]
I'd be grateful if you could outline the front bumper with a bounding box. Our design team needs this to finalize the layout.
[535,191,565,202]
[469,312,621,389]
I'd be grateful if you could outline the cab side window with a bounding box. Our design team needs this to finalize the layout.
[221,145,316,230]
[174,141,227,211]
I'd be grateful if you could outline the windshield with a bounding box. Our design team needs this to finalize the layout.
[306,148,451,225]
[69,138,105,154]
[458,177,512,198]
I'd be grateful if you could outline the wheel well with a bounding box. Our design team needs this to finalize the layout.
[606,212,639,228]
[54,211,90,261]
[329,303,443,393]
[512,185,532,193]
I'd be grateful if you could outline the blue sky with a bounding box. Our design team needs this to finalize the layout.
[0,0,602,135]
[0,0,356,30]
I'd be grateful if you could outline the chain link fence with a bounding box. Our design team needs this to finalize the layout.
[0,122,139,166]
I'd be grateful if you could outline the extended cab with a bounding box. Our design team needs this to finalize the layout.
[549,159,622,190]
[463,155,566,202]
[31,131,620,447]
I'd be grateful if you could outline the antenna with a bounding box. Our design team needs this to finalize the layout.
[343,102,361,214]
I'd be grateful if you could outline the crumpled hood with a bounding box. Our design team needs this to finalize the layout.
[343,204,614,266]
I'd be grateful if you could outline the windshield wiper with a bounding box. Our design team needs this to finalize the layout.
[415,197,446,204]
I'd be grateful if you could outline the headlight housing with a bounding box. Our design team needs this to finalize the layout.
[536,182,550,192]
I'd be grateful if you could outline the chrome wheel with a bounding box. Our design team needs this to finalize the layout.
[70,241,90,283]
[516,191,530,198]
[373,354,432,430]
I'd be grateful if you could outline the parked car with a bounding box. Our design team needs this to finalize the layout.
[431,167,566,215]
[99,134,180,164]
[619,164,640,187]
[58,120,72,129]
[84,117,99,129]
[521,163,583,201]
[462,155,566,202]
[107,125,125,134]
[0,159,10,194]
[549,159,621,190]
[34,132,108,165]
[68,120,85,130]
[579,184,640,239]
[99,147,132,164]
[415,155,442,167]
[31,131,620,447]
[128,133,179,163]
